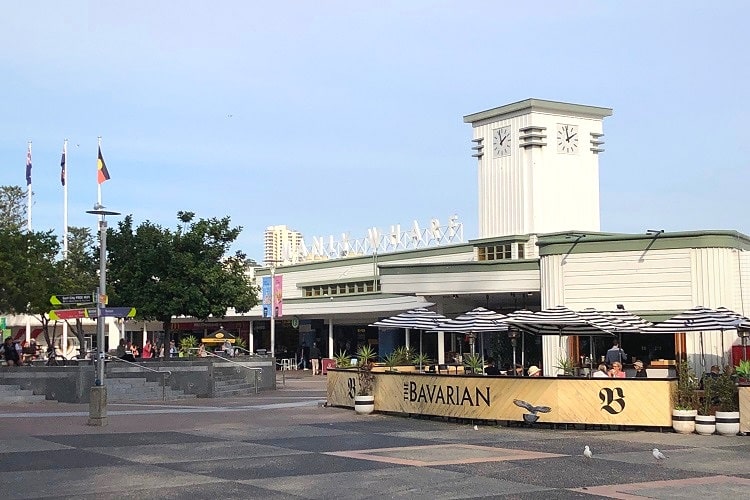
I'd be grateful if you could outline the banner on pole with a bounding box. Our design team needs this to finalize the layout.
[273,275,283,318]
[262,276,271,318]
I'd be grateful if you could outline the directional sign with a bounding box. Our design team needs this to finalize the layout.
[49,309,87,321]
[50,294,95,306]
[85,307,136,318]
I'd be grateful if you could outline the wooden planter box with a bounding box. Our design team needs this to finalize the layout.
[740,386,750,434]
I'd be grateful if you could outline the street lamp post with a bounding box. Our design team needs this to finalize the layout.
[86,206,120,426]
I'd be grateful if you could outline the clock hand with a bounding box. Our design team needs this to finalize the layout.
[567,132,577,140]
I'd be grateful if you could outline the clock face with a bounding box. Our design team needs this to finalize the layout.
[556,123,579,154]
[493,126,511,157]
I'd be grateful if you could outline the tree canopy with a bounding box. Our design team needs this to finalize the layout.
[106,211,258,339]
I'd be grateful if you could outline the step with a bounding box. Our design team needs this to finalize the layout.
[213,388,256,397]
[2,394,47,403]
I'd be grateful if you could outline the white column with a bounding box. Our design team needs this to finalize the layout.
[248,320,254,353]
[405,328,410,349]
[437,331,445,364]
[62,322,68,355]
[328,320,334,358]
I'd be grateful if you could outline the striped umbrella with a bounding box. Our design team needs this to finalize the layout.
[434,307,509,333]
[643,306,745,367]
[582,308,653,333]
[370,307,448,330]
[433,307,509,360]
[505,306,617,336]
[370,308,448,370]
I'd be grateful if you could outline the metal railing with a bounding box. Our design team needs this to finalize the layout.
[203,351,262,394]
[103,354,172,401]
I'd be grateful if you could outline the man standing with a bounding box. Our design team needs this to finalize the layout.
[605,340,627,366]
[309,342,321,375]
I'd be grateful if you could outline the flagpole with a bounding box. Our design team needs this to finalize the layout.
[63,139,69,257]
[27,141,32,231]
[97,137,102,207]
[62,139,69,355]
[26,141,32,343]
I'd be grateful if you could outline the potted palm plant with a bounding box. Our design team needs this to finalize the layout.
[695,376,716,435]
[555,357,576,377]
[462,353,484,375]
[672,358,699,434]
[714,366,740,436]
[411,352,432,373]
[333,350,352,368]
[354,345,376,415]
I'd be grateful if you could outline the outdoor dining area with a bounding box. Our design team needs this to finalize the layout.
[327,305,750,431]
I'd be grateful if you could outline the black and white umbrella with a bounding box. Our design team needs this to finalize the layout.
[505,306,617,336]
[433,307,509,361]
[505,306,621,376]
[370,308,448,370]
[643,306,745,367]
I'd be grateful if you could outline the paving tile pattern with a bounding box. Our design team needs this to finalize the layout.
[0,375,747,499]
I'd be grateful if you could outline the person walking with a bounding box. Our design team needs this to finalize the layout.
[310,342,321,375]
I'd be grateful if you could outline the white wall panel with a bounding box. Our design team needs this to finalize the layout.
[381,270,540,295]
[546,249,694,311]
[274,249,476,299]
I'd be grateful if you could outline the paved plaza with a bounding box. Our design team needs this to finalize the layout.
[0,372,748,499]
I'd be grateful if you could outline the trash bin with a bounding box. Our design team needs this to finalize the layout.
[322,358,336,375]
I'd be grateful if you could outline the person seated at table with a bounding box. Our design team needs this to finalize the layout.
[484,358,500,376]
[592,363,609,378]
[633,360,647,378]
[608,361,625,378]
[528,365,541,377]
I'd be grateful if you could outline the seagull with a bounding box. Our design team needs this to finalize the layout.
[473,424,478,431]
[652,448,667,460]
[583,445,593,458]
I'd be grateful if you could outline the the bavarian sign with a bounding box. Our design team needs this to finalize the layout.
[327,370,674,427]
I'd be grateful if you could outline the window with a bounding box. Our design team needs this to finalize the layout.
[477,244,513,261]
[302,279,381,297]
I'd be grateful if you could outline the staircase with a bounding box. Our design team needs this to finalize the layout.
[0,384,48,403]
[106,375,197,402]
[213,365,258,397]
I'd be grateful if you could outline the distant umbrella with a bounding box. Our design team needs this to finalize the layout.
[370,308,448,371]
[643,306,748,367]
[433,307,508,358]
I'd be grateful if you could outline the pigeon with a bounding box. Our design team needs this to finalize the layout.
[583,445,593,458]
[652,448,667,460]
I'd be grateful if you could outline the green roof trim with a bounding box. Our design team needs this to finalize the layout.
[284,292,409,304]
[469,234,531,245]
[537,230,750,256]
[463,98,612,125]
[255,242,474,275]
[379,260,539,275]
[297,276,377,288]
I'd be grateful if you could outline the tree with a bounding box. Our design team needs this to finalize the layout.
[56,226,99,358]
[0,185,27,231]
[0,225,61,349]
[106,212,258,341]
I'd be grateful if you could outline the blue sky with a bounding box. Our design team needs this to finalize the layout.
[1,1,748,261]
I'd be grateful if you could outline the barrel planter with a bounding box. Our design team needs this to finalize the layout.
[694,415,716,435]
[715,411,740,436]
[354,395,375,415]
[672,409,697,434]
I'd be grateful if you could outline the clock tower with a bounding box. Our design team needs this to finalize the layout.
[464,99,612,238]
